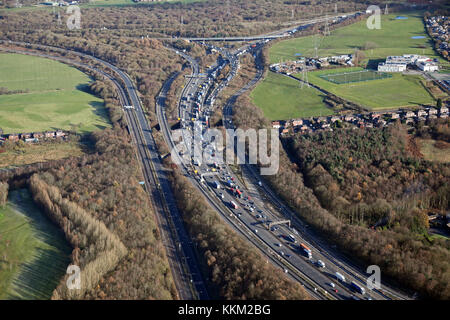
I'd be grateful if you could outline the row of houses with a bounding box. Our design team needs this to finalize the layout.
[425,15,449,59]
[0,130,67,143]
[378,54,439,72]
[40,1,78,6]
[272,105,449,135]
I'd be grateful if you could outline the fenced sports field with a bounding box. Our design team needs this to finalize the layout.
[319,70,392,84]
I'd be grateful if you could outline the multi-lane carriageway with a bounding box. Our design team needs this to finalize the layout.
[1,10,411,299]
[161,40,412,300]
[0,40,208,300]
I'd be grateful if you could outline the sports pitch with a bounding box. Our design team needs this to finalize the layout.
[319,70,392,84]
[0,53,111,134]
[269,12,442,64]
[304,67,436,110]
[250,72,332,120]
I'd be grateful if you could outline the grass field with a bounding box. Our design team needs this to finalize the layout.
[0,189,71,300]
[418,139,450,163]
[250,72,332,120]
[0,53,111,134]
[0,141,86,168]
[254,11,442,117]
[319,69,392,84]
[301,67,436,110]
[269,12,443,64]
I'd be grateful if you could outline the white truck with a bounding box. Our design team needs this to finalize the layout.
[335,272,346,282]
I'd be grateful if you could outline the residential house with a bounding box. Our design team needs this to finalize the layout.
[44,131,55,138]
[370,113,380,120]
[8,134,19,141]
[20,133,32,140]
[316,116,327,123]
[417,109,427,117]
[299,125,310,132]
[428,108,438,115]
[55,130,66,137]
[404,111,415,118]
[292,119,303,127]
[330,116,340,123]
[344,115,355,122]
[389,112,400,120]
[33,132,44,139]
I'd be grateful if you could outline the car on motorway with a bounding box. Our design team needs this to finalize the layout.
[329,282,335,288]
[317,260,326,268]
[219,193,224,199]
[279,251,285,256]
[271,226,279,232]
[276,243,282,247]
[254,229,258,233]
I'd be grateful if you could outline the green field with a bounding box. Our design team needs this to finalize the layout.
[301,67,435,110]
[320,69,392,84]
[250,72,332,120]
[254,11,441,115]
[0,189,71,299]
[269,12,442,64]
[0,53,111,134]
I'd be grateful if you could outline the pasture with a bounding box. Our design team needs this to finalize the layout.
[0,189,71,300]
[0,53,111,134]
[250,72,332,120]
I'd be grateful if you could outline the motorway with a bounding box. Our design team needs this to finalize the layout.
[0,41,208,300]
[159,36,412,300]
[0,10,411,301]
[157,12,362,42]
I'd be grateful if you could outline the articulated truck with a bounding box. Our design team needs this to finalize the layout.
[299,243,312,259]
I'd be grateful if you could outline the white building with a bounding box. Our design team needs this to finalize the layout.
[378,54,438,72]
[416,61,439,72]
[378,62,406,72]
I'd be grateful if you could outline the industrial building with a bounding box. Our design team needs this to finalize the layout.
[377,54,439,72]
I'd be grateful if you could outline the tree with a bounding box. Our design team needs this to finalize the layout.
[0,182,8,207]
